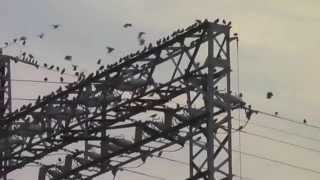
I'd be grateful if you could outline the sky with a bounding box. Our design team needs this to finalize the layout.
[1,0,320,180]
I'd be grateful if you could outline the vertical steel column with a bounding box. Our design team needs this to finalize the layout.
[0,51,12,180]
[206,24,215,180]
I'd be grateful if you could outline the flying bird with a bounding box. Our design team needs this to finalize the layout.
[138,32,145,39]
[52,24,61,29]
[266,92,273,99]
[64,55,72,61]
[123,23,132,28]
[97,59,101,65]
[106,46,115,53]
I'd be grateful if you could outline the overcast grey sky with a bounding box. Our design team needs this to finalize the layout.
[1,0,320,180]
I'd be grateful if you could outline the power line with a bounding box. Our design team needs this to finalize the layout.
[11,79,72,84]
[254,109,320,130]
[234,149,320,175]
[239,129,320,154]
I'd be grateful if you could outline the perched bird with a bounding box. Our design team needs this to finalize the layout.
[303,119,307,124]
[274,112,279,116]
[213,18,219,24]
[22,40,26,46]
[4,42,9,47]
[157,151,163,157]
[266,92,273,99]
[72,64,78,71]
[75,71,79,76]
[44,77,48,82]
[222,19,226,24]
[123,23,132,28]
[28,54,34,60]
[106,46,115,53]
[56,66,60,71]
[43,63,48,68]
[99,65,104,70]
[13,38,17,43]
[60,77,64,83]
[150,114,157,118]
[245,105,253,120]
[139,38,145,46]
[195,19,202,24]
[97,59,101,65]
[64,55,72,61]
[60,68,65,75]
[20,36,27,41]
[48,65,55,70]
[38,33,44,39]
[138,32,145,39]
[234,33,238,36]
[52,24,61,29]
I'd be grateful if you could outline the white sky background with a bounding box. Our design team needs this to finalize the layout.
[1,0,320,179]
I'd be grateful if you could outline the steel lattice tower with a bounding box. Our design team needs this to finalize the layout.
[0,20,242,180]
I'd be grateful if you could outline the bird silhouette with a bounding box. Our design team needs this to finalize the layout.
[213,18,219,24]
[303,119,307,124]
[138,32,145,39]
[56,66,60,71]
[123,23,132,28]
[72,64,78,71]
[97,59,101,65]
[20,36,27,41]
[4,42,8,47]
[60,68,65,75]
[106,46,115,53]
[44,77,48,82]
[274,112,279,116]
[266,92,273,99]
[52,24,61,29]
[222,19,226,24]
[139,39,145,46]
[234,33,238,36]
[13,38,17,43]
[43,63,48,68]
[38,33,45,39]
[60,77,64,83]
[64,55,72,61]
[195,19,202,24]
[48,65,55,70]
[22,40,26,46]
[99,65,104,70]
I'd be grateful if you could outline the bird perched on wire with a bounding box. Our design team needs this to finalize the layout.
[123,23,132,28]
[52,24,61,29]
[266,92,273,99]
[106,46,115,53]
[44,77,48,82]
[64,55,72,61]
[195,19,202,24]
[43,63,48,68]
[274,112,279,116]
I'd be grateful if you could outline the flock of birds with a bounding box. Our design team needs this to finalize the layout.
[2,18,308,127]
